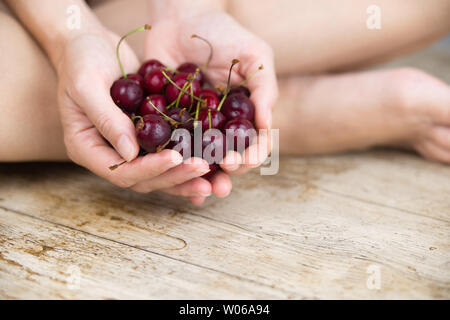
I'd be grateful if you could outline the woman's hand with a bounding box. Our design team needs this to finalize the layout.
[145,4,278,190]
[56,31,214,204]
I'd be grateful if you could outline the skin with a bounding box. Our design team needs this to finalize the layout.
[0,0,449,203]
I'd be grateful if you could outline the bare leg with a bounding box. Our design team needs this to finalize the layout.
[229,0,450,73]
[274,68,450,162]
[0,2,65,161]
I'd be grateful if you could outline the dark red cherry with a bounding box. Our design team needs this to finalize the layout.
[224,118,255,152]
[167,108,194,131]
[202,94,220,110]
[221,93,255,121]
[202,164,219,179]
[200,88,219,99]
[135,114,172,153]
[122,73,144,89]
[168,133,193,159]
[177,62,205,86]
[202,130,226,164]
[165,73,201,107]
[110,78,143,113]
[198,109,226,131]
[139,95,167,116]
[138,59,165,77]
[229,86,251,97]
[143,69,167,94]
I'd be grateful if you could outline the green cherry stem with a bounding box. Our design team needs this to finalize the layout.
[217,59,240,111]
[147,99,181,126]
[116,24,151,79]
[161,70,204,103]
[191,34,213,70]
[236,64,264,87]
[208,109,212,130]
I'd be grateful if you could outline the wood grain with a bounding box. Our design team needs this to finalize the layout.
[0,150,449,299]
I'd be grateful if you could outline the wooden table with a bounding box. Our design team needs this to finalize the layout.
[0,150,449,299]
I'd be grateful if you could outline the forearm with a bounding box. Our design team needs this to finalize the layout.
[5,0,105,68]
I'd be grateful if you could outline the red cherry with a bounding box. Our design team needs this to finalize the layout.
[177,62,205,86]
[143,69,167,94]
[138,59,165,77]
[168,133,193,159]
[135,114,172,153]
[200,89,219,99]
[167,108,194,131]
[165,73,200,107]
[229,86,250,97]
[198,109,226,131]
[121,73,144,89]
[110,78,143,113]
[224,118,255,152]
[202,94,220,110]
[202,130,226,164]
[221,93,255,121]
[139,94,167,116]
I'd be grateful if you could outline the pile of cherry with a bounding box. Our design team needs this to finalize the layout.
[109,25,259,178]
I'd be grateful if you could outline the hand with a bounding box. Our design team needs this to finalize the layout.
[145,8,278,187]
[56,31,214,204]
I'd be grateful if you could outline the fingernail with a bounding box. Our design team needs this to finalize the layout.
[225,163,240,171]
[188,167,210,178]
[117,135,135,162]
[195,193,211,197]
[169,152,183,166]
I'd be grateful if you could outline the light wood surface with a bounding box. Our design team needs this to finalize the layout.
[0,150,449,299]
[1,39,449,300]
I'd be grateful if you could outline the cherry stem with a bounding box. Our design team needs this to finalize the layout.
[116,24,151,79]
[147,99,182,126]
[109,160,127,171]
[217,59,240,111]
[175,81,189,109]
[194,100,201,121]
[161,70,204,103]
[237,64,264,87]
[191,34,213,69]
[208,109,212,130]
[131,115,144,129]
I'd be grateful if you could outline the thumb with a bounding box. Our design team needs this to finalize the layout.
[78,79,140,162]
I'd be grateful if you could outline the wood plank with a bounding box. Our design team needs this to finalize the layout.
[0,207,285,299]
[0,152,448,299]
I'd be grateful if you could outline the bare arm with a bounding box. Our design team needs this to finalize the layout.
[5,0,105,67]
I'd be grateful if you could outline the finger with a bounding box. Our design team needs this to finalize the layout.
[161,177,212,198]
[189,196,207,205]
[71,74,140,162]
[111,149,183,183]
[65,126,182,188]
[241,130,271,169]
[240,45,278,130]
[209,171,232,198]
[220,151,242,173]
[131,157,210,193]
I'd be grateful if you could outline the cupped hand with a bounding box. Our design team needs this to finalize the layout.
[145,9,278,198]
[56,31,218,204]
